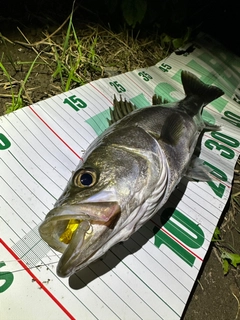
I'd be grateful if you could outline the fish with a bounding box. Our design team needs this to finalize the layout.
[39,70,224,277]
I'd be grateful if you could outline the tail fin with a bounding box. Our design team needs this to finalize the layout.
[180,71,224,116]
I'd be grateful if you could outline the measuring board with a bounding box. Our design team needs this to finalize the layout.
[1,33,240,320]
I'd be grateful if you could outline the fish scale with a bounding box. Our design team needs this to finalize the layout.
[39,70,224,278]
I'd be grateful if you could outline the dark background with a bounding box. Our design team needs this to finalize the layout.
[1,0,239,55]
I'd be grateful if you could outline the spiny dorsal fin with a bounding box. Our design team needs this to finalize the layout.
[152,94,169,105]
[108,95,137,125]
[161,113,184,145]
[180,71,224,116]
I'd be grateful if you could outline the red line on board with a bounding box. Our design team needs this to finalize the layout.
[162,227,203,261]
[0,238,76,320]
[152,224,203,262]
[208,174,231,189]
[29,106,83,161]
[89,83,113,104]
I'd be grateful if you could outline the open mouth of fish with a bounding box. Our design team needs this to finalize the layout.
[39,202,121,276]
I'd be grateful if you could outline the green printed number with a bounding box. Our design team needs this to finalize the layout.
[0,133,11,150]
[204,161,228,198]
[204,132,239,197]
[233,93,240,104]
[211,131,239,148]
[138,71,153,82]
[221,111,240,128]
[205,132,239,160]
[109,81,126,93]
[159,63,172,72]
[63,95,87,111]
[205,140,235,159]
[154,208,205,267]
[0,262,14,293]
[233,88,240,104]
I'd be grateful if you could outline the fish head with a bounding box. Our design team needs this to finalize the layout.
[39,130,165,277]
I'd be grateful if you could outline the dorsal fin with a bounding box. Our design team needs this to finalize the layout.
[180,71,224,116]
[152,94,169,105]
[108,95,137,125]
[161,113,184,145]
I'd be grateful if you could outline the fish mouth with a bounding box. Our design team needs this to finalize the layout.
[39,202,121,277]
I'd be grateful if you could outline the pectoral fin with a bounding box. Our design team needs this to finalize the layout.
[185,157,213,181]
[161,113,184,145]
[204,120,221,131]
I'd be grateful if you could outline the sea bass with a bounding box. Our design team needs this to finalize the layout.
[39,71,224,277]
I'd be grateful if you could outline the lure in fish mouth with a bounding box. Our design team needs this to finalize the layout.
[39,201,121,277]
[39,70,224,277]
[39,143,167,277]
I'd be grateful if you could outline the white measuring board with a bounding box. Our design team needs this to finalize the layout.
[1,33,240,320]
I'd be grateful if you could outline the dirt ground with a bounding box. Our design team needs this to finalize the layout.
[1,13,240,320]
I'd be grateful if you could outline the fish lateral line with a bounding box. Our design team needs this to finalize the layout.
[38,70,225,277]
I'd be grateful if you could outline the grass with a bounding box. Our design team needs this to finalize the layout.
[0,10,240,264]
[212,226,240,275]
[0,53,43,113]
[0,9,166,114]
[0,8,240,319]
[0,61,23,112]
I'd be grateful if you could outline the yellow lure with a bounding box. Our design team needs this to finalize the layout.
[59,219,80,244]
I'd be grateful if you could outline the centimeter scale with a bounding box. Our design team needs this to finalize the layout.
[1,33,240,320]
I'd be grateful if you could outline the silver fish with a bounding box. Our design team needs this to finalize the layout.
[39,71,224,277]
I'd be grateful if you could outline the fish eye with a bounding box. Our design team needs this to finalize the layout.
[73,169,97,188]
